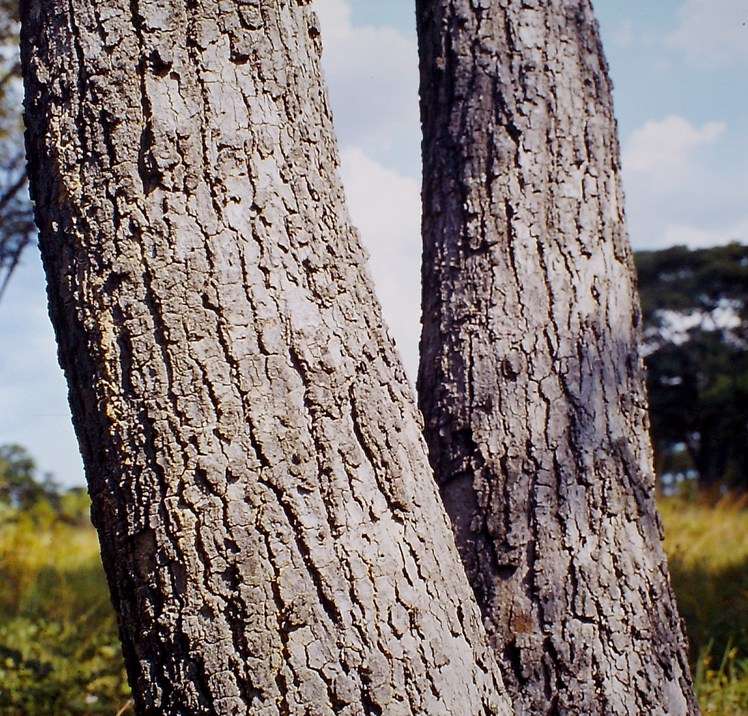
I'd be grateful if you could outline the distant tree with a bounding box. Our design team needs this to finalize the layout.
[0,0,34,297]
[0,444,58,509]
[636,243,748,490]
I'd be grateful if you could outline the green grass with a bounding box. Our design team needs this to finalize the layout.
[0,497,131,715]
[661,493,748,715]
[1,491,746,713]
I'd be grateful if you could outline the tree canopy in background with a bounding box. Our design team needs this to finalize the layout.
[636,243,748,491]
[0,0,34,298]
[0,443,59,509]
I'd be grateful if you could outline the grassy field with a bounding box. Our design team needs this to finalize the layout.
[1,492,746,714]
[661,494,748,715]
[0,495,130,714]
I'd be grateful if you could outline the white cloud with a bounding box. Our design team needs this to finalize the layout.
[340,147,422,380]
[313,0,423,379]
[660,218,748,249]
[315,0,420,164]
[314,0,350,38]
[613,20,635,48]
[624,115,726,179]
[666,0,748,66]
[621,115,748,251]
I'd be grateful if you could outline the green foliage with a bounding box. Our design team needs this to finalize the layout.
[2,468,746,715]
[0,0,35,296]
[0,495,131,714]
[661,494,748,714]
[635,243,748,489]
[0,444,59,509]
[696,644,748,716]
[636,243,748,329]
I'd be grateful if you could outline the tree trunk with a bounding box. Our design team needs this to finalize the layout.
[416,1,698,714]
[21,2,511,714]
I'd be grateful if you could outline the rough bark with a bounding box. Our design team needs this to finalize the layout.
[416,1,698,714]
[21,1,511,714]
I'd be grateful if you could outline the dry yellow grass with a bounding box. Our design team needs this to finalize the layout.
[660,494,748,715]
[2,493,746,713]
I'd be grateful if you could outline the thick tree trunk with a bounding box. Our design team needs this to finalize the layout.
[416,1,698,714]
[21,2,511,714]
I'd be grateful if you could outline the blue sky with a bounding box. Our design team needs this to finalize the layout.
[1,0,747,486]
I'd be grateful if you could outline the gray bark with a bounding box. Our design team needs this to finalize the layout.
[416,1,698,714]
[20,1,511,714]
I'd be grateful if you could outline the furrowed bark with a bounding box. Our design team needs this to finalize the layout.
[21,1,511,713]
[416,1,698,714]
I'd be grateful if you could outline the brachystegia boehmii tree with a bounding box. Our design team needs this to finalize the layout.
[416,1,698,714]
[20,1,512,713]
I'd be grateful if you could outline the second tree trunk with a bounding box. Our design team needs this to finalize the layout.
[416,1,698,714]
